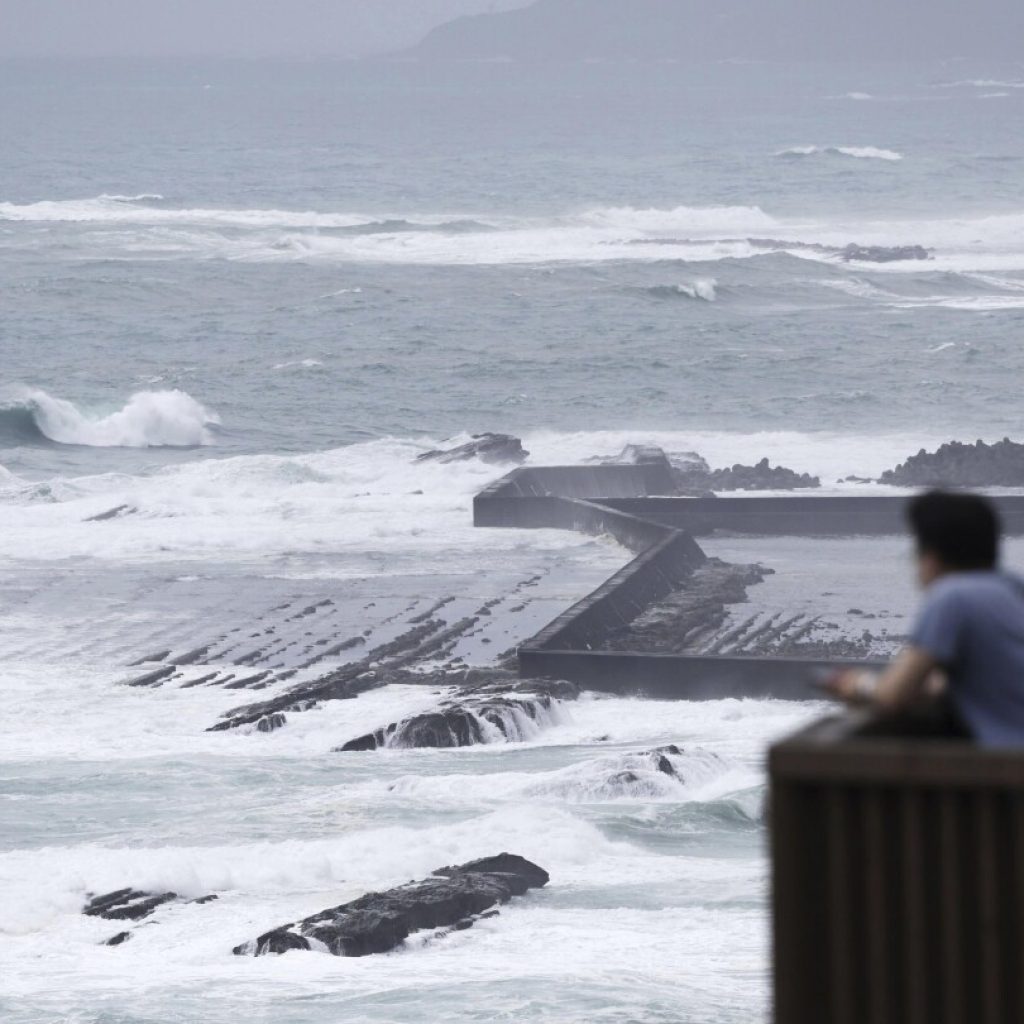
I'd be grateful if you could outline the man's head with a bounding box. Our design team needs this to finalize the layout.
[907,490,1001,586]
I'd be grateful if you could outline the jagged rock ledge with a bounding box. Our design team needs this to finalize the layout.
[601,558,771,654]
[234,854,548,957]
[416,433,528,465]
[84,888,218,946]
[881,439,1024,488]
[339,676,577,751]
[593,445,819,492]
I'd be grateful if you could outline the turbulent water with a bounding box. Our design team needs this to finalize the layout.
[2,56,1023,1022]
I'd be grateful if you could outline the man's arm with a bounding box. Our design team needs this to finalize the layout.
[826,646,939,709]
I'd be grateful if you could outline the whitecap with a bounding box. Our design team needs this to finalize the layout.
[0,387,220,448]
[271,358,324,371]
[777,145,903,162]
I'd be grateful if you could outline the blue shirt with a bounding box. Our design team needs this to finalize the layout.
[911,571,1024,747]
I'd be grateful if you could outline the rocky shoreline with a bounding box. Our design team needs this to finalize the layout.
[339,676,578,750]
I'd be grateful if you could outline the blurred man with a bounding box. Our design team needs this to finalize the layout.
[828,490,1024,746]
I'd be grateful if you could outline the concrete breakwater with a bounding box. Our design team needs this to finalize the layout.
[475,463,1024,700]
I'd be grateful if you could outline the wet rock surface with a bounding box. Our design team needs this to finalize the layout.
[84,889,219,945]
[676,457,820,492]
[840,243,930,263]
[84,888,179,922]
[207,596,506,732]
[339,676,578,751]
[601,559,771,654]
[416,433,528,465]
[233,854,549,958]
[881,438,1024,487]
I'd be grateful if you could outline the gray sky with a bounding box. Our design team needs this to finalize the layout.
[3,0,531,58]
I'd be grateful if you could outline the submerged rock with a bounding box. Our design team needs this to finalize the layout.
[416,433,528,465]
[256,712,287,733]
[84,889,179,922]
[84,889,219,945]
[841,244,930,263]
[881,438,1024,487]
[233,853,549,958]
[85,504,138,523]
[338,678,578,751]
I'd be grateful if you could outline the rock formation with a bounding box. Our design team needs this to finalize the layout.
[338,678,578,750]
[416,433,528,465]
[83,888,218,945]
[596,444,818,491]
[685,458,820,492]
[233,854,549,957]
[841,244,930,263]
[601,559,770,654]
[881,439,1024,487]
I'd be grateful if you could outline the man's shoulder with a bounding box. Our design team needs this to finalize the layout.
[927,571,1022,606]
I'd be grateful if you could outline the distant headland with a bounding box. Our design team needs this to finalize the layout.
[407,0,1023,62]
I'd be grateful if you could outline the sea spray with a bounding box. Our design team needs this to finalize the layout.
[1,388,220,448]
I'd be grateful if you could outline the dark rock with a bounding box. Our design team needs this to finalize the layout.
[85,504,137,522]
[676,457,819,492]
[337,678,578,751]
[125,665,177,688]
[84,889,178,922]
[233,853,548,958]
[256,712,287,733]
[416,433,528,465]
[881,438,1024,487]
[602,558,771,654]
[104,931,132,946]
[841,244,931,263]
[593,444,817,492]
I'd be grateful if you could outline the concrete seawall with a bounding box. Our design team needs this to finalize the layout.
[475,466,1024,700]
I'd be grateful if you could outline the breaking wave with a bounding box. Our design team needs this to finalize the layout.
[777,145,904,161]
[647,278,718,302]
[0,195,494,234]
[0,388,220,448]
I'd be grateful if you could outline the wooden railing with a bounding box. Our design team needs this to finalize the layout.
[770,708,1024,1024]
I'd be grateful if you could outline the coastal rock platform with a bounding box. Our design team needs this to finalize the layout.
[234,854,549,957]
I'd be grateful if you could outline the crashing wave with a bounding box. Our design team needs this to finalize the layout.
[777,145,903,161]
[0,388,220,448]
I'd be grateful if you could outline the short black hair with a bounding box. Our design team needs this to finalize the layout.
[907,491,1001,570]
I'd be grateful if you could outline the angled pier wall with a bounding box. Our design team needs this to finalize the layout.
[474,465,1024,700]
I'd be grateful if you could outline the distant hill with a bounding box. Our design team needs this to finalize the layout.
[410,0,1024,62]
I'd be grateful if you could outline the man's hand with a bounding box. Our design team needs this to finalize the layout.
[821,648,939,709]
[822,669,878,704]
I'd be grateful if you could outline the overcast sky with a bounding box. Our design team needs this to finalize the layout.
[3,0,532,58]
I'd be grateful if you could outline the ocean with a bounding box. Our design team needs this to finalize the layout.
[1,56,1023,1022]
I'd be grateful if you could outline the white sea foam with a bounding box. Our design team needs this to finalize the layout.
[777,145,904,161]
[939,79,1024,89]
[2,387,219,447]
[7,195,1024,275]
[100,193,166,203]
[674,278,717,301]
[375,745,741,805]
